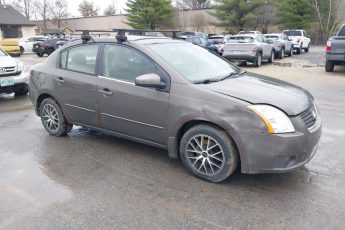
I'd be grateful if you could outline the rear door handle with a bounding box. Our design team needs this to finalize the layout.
[99,88,113,96]
[55,77,64,83]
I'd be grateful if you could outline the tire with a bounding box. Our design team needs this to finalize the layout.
[305,44,310,53]
[325,61,335,72]
[40,98,73,136]
[254,53,262,67]
[296,48,301,55]
[278,48,284,59]
[268,51,275,63]
[179,124,239,183]
[47,48,55,56]
[20,46,24,55]
[36,52,44,57]
[288,47,293,57]
[14,85,29,96]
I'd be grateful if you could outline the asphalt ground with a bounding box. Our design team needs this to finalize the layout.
[0,50,344,230]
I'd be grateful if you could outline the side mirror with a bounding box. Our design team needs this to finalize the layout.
[135,73,166,89]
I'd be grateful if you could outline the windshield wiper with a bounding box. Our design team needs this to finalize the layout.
[194,78,221,84]
[218,70,247,81]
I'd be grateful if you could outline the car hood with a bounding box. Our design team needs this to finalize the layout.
[202,72,312,116]
[0,55,17,68]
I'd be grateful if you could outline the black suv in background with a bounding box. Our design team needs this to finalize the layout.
[33,37,71,57]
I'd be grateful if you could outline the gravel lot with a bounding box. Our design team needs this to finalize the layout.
[1,49,345,230]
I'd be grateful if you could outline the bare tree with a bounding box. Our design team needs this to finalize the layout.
[78,0,99,17]
[311,0,345,42]
[176,0,211,9]
[33,0,51,29]
[10,0,33,19]
[252,2,275,34]
[190,13,205,31]
[49,0,68,27]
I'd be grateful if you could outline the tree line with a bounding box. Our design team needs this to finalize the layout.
[4,0,345,41]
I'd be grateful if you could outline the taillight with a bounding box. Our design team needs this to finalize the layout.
[326,41,332,51]
[252,47,257,54]
[220,48,224,53]
[297,38,300,43]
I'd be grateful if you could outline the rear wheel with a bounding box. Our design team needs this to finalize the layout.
[180,124,238,183]
[268,51,275,63]
[325,61,335,72]
[288,47,293,57]
[40,98,73,136]
[254,53,262,67]
[20,46,24,55]
[296,48,301,55]
[304,43,310,53]
[36,52,44,57]
[278,48,284,59]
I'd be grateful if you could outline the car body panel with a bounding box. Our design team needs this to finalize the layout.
[264,33,293,55]
[29,36,321,174]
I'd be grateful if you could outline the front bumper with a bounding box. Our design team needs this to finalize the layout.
[235,114,322,174]
[0,72,29,93]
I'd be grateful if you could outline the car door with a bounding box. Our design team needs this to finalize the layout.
[97,44,170,146]
[53,44,99,126]
[258,35,270,58]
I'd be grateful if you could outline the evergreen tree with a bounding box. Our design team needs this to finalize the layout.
[126,0,173,30]
[211,0,264,31]
[276,0,313,29]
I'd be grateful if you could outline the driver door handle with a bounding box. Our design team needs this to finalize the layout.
[99,88,113,96]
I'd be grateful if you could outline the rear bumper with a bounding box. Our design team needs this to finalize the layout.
[235,115,322,174]
[223,54,257,62]
[326,53,345,63]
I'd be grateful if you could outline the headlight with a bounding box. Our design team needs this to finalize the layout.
[248,105,295,134]
[17,61,24,72]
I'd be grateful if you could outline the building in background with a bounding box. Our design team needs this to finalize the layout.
[0,4,36,39]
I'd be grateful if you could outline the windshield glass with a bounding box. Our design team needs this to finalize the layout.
[228,36,254,43]
[239,31,254,34]
[0,49,7,56]
[283,30,302,36]
[147,42,240,83]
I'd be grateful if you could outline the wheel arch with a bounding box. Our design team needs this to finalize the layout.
[36,93,58,116]
[168,119,243,170]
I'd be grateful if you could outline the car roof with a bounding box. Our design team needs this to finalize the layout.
[230,34,256,38]
[61,36,184,48]
[264,33,282,36]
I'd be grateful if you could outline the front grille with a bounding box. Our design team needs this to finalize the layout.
[0,66,16,73]
[300,104,317,129]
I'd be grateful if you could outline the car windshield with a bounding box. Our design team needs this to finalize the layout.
[147,42,240,83]
[228,36,254,43]
[239,31,254,34]
[181,32,195,36]
[283,30,302,36]
[265,35,279,40]
[208,37,223,43]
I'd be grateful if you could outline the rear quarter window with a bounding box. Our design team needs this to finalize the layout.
[338,26,345,36]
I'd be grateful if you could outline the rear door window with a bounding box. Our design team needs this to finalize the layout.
[62,45,99,75]
[338,26,345,36]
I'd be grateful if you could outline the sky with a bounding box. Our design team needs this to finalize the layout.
[4,0,128,18]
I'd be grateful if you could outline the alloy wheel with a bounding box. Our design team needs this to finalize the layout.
[186,135,225,176]
[42,104,60,132]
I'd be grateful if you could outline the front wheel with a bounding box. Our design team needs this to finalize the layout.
[278,49,284,59]
[304,44,310,53]
[288,47,293,57]
[268,51,275,63]
[36,52,44,57]
[40,98,73,136]
[14,85,29,96]
[180,124,239,183]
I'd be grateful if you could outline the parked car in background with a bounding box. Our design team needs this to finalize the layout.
[18,36,46,54]
[29,33,322,182]
[128,31,165,37]
[0,47,28,95]
[56,37,79,49]
[325,24,345,72]
[186,36,219,54]
[208,34,232,55]
[238,31,262,35]
[283,29,311,54]
[222,34,275,67]
[264,33,294,58]
[0,39,21,57]
[33,37,62,57]
[180,31,208,39]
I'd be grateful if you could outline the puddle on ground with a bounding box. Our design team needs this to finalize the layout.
[0,152,73,228]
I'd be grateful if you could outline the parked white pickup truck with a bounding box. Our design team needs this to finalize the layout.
[283,30,311,55]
